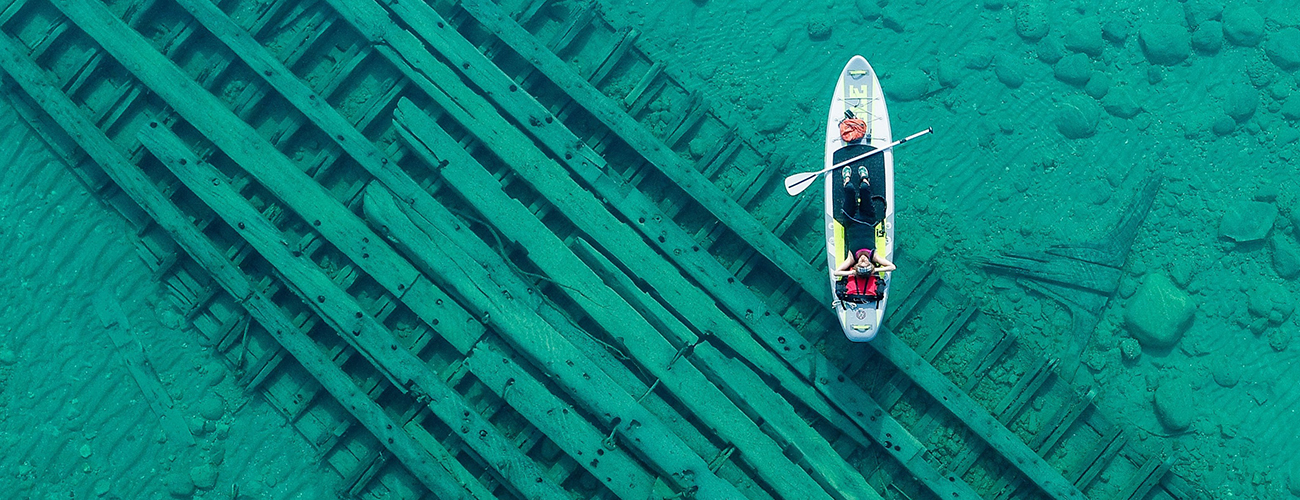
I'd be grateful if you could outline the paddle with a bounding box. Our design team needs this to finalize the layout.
[783,128,933,196]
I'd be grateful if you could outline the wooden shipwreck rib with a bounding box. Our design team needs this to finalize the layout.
[0,0,1205,497]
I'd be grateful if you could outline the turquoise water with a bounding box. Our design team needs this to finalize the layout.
[1,0,1298,497]
[597,0,1300,496]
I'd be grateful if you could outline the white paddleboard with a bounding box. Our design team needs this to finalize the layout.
[824,55,894,342]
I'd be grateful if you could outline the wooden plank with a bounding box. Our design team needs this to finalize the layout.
[139,123,569,500]
[623,61,661,111]
[92,290,197,447]
[392,102,855,500]
[361,183,742,499]
[1030,389,1094,454]
[1071,426,1126,488]
[962,328,1017,392]
[568,237,981,500]
[993,357,1056,422]
[359,8,1053,500]
[0,31,480,500]
[921,303,976,362]
[463,341,657,499]
[145,0,488,353]
[663,92,706,146]
[1119,452,1177,500]
[545,0,592,53]
[588,27,636,85]
[871,328,1088,499]
[442,0,832,303]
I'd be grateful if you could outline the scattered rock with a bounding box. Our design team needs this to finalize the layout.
[1211,358,1241,387]
[93,479,111,497]
[1037,37,1065,64]
[1268,329,1292,352]
[190,464,218,490]
[1064,17,1104,56]
[964,45,995,70]
[1219,201,1277,242]
[164,472,195,498]
[1266,28,1300,70]
[1124,274,1194,348]
[1283,98,1300,121]
[1184,0,1223,27]
[1153,382,1194,431]
[1084,73,1111,99]
[0,347,15,365]
[756,108,790,135]
[854,0,882,21]
[994,55,1026,88]
[1247,282,1294,323]
[1141,24,1192,65]
[1119,338,1141,361]
[1055,98,1100,139]
[1103,88,1143,118]
[1223,6,1265,46]
[1053,53,1093,86]
[1212,115,1236,136]
[197,395,226,421]
[1223,85,1258,121]
[1192,21,1224,53]
[1273,235,1300,278]
[881,7,906,33]
[884,69,930,101]
[807,18,833,40]
[936,58,964,88]
[1103,17,1130,44]
[1014,2,1050,41]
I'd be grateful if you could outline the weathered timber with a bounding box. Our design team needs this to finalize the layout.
[569,236,987,500]
[362,183,743,499]
[393,104,876,500]
[871,327,1087,499]
[139,123,570,499]
[164,0,760,493]
[393,0,827,301]
[92,290,197,447]
[463,341,659,499]
[319,0,892,487]
[324,5,1021,500]
[0,32,479,499]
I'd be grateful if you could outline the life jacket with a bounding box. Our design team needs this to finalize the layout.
[838,248,885,303]
[842,273,883,302]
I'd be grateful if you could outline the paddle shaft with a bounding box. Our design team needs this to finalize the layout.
[783,127,932,196]
[828,127,931,171]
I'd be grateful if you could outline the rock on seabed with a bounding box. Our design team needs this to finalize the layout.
[1140,24,1192,65]
[1219,201,1276,242]
[1153,382,1194,431]
[1124,274,1194,348]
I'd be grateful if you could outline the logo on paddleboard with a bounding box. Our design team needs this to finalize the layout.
[856,309,867,320]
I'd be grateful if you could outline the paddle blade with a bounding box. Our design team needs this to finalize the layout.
[783,171,821,196]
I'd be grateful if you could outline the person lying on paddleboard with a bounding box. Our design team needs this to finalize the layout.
[833,248,896,302]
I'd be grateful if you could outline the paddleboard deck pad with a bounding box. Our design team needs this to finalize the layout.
[824,55,894,342]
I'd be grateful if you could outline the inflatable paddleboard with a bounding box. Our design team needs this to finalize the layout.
[825,55,893,342]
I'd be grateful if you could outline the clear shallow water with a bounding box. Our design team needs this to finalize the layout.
[1,0,1298,497]
[598,0,1300,496]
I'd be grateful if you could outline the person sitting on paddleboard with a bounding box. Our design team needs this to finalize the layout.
[833,248,895,301]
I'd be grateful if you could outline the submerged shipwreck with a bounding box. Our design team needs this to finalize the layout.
[0,0,1203,497]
